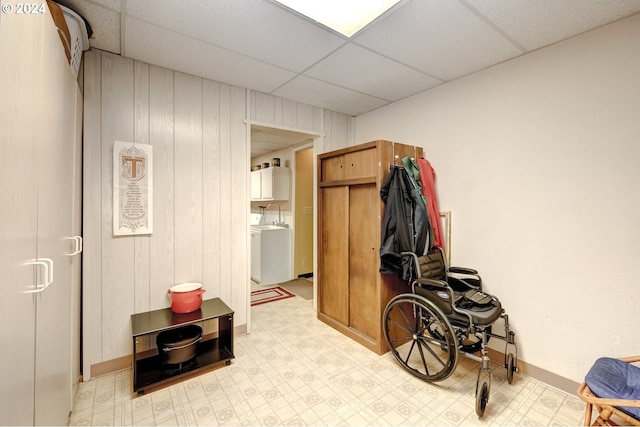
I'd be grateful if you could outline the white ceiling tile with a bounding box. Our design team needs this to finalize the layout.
[466,0,640,51]
[305,43,442,101]
[354,0,524,80]
[90,0,121,10]
[69,0,640,116]
[123,17,297,93]
[272,76,389,116]
[124,0,346,72]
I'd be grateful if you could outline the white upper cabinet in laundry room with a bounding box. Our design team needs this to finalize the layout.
[250,167,290,201]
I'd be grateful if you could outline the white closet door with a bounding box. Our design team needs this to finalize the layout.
[0,10,41,426]
[32,10,76,425]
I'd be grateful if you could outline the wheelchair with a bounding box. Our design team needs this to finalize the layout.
[382,248,518,417]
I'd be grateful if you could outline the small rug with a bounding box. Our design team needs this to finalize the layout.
[277,278,313,300]
[251,286,296,306]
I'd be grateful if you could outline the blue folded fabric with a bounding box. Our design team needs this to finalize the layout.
[585,357,640,419]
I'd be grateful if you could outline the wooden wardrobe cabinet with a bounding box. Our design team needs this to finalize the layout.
[317,140,424,354]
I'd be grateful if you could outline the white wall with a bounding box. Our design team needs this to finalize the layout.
[355,14,640,383]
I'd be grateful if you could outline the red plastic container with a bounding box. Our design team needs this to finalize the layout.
[167,283,206,314]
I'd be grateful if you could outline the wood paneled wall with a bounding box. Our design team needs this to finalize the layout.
[82,50,353,379]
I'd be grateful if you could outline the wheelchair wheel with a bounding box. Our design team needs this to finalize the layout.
[506,353,516,384]
[383,294,459,382]
[476,381,489,417]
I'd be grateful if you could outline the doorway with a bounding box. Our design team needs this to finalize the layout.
[293,145,314,279]
[249,125,318,306]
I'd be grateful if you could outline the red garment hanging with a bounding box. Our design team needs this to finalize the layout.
[417,158,445,251]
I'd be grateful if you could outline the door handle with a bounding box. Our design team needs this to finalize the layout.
[24,257,54,293]
[65,236,83,256]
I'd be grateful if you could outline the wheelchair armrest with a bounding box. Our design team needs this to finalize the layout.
[414,277,448,290]
[448,267,482,290]
[449,266,479,275]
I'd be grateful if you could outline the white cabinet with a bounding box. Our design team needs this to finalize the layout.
[0,5,81,425]
[250,167,290,201]
[250,231,262,282]
[250,227,292,285]
[250,170,263,200]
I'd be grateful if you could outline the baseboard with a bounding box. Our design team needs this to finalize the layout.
[91,355,130,379]
[88,324,247,380]
[487,348,580,395]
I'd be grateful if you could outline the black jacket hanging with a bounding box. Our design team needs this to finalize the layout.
[379,166,429,280]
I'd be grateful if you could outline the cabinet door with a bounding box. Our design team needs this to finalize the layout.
[250,170,262,200]
[348,184,379,339]
[319,186,349,324]
[321,155,345,182]
[0,11,39,424]
[261,168,274,199]
[33,14,76,425]
[251,232,261,282]
[344,148,376,179]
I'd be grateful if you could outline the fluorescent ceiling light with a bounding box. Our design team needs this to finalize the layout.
[274,0,401,37]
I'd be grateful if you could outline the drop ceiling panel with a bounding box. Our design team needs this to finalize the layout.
[466,0,640,50]
[123,17,297,93]
[91,0,120,9]
[59,0,640,116]
[354,0,524,80]
[306,44,442,102]
[124,0,346,72]
[273,75,389,116]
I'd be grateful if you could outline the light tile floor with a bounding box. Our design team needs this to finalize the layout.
[68,292,586,426]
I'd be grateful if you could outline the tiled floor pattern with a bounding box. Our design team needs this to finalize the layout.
[69,294,585,426]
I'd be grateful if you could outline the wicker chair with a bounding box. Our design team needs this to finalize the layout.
[578,355,640,426]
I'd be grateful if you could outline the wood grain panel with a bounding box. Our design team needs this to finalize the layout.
[273,95,284,125]
[174,72,204,283]
[229,86,248,326]
[133,61,151,315]
[296,103,314,131]
[252,91,275,123]
[203,80,222,300]
[217,84,233,307]
[81,50,103,379]
[313,107,323,133]
[321,155,345,182]
[345,148,376,179]
[81,51,357,373]
[348,184,379,339]
[282,98,297,127]
[101,54,136,360]
[319,186,349,323]
[149,65,175,311]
